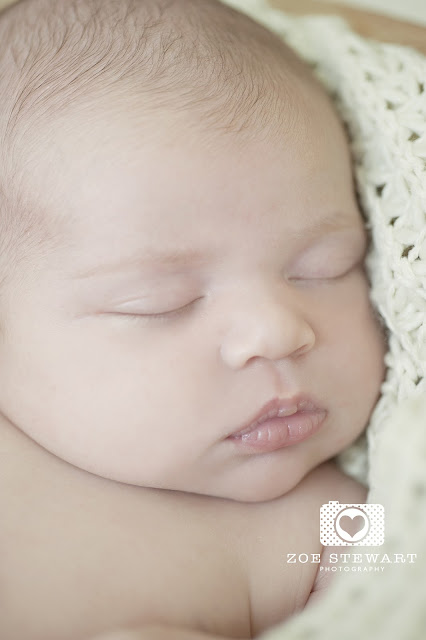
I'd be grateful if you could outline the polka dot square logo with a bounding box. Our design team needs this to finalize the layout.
[320,501,385,546]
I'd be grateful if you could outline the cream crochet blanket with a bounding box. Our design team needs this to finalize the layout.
[221,1,426,638]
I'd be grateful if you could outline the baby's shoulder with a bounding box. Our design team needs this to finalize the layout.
[234,461,368,636]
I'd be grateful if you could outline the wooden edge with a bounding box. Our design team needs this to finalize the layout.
[269,0,426,55]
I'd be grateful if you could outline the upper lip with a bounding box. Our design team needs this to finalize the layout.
[228,394,322,438]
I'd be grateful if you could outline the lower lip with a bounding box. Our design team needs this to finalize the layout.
[226,410,327,453]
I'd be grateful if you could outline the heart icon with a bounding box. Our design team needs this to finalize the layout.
[339,515,366,538]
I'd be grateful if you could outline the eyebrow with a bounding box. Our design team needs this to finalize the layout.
[73,248,213,279]
[72,212,362,280]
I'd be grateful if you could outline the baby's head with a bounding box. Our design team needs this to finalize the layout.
[0,0,387,502]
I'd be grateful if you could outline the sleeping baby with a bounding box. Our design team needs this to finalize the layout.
[0,0,388,638]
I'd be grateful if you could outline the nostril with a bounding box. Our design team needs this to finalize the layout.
[293,341,313,358]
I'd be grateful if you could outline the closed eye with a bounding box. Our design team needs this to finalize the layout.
[115,297,203,322]
[288,260,364,284]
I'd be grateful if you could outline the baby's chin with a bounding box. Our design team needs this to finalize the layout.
[221,479,305,503]
[192,462,316,504]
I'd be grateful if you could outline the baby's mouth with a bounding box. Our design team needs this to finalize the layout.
[225,395,327,453]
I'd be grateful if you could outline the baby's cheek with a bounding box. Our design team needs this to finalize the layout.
[349,296,387,410]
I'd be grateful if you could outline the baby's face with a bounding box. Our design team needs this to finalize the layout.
[0,86,387,502]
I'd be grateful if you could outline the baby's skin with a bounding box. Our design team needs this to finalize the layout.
[1,414,367,640]
[0,100,385,638]
[0,1,387,638]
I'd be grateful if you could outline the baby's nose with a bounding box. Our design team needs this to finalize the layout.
[218,281,316,370]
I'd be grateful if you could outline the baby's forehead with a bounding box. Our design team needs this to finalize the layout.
[44,99,356,247]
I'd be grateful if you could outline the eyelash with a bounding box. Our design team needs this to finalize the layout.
[290,264,357,284]
[124,298,202,323]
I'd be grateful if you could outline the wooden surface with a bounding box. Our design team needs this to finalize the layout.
[0,0,425,55]
[269,0,426,54]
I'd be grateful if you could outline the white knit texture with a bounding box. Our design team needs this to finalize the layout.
[221,1,426,637]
